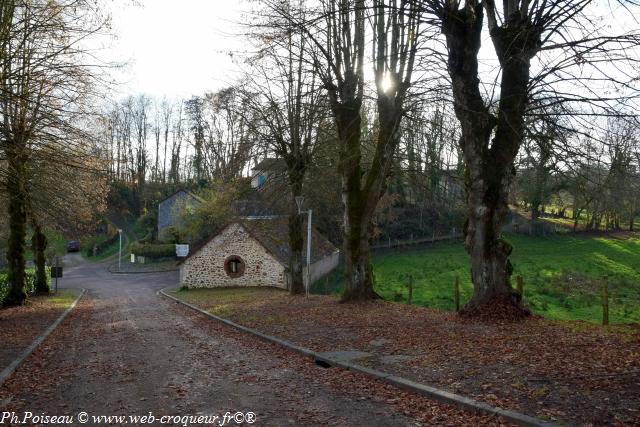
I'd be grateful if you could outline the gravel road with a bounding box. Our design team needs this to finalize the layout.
[0,256,432,426]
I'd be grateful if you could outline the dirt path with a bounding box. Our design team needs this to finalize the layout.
[0,259,500,426]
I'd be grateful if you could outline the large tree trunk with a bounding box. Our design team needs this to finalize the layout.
[31,223,49,294]
[461,158,527,316]
[288,176,305,295]
[465,166,517,310]
[288,212,305,294]
[530,205,540,221]
[336,102,378,301]
[573,209,582,232]
[318,0,416,302]
[342,229,376,300]
[340,99,399,301]
[4,150,28,307]
[440,1,539,318]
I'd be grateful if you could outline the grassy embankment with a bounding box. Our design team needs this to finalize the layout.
[81,216,142,261]
[314,233,640,324]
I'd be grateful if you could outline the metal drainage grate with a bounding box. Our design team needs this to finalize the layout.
[315,359,332,369]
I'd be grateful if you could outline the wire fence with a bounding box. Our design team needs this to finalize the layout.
[371,232,464,253]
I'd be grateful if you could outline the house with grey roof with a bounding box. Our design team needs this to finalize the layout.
[157,189,203,235]
[179,217,339,290]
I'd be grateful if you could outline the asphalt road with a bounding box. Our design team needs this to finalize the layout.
[0,255,424,426]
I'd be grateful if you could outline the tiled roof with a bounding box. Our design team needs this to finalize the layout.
[184,216,338,267]
[252,158,287,172]
[241,217,338,266]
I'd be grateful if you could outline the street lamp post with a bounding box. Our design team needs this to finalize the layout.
[118,229,123,272]
[295,196,312,298]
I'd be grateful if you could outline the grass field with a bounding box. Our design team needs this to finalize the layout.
[313,233,640,324]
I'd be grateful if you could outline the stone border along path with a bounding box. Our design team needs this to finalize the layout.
[0,289,86,388]
[159,288,559,427]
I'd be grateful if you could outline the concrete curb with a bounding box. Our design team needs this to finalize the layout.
[0,289,86,388]
[159,288,558,427]
[108,264,178,275]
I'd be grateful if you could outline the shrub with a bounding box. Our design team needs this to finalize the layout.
[0,272,7,304]
[133,211,156,242]
[158,226,186,244]
[129,243,175,259]
[25,266,51,294]
[0,267,51,305]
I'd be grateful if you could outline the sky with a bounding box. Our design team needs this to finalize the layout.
[105,0,247,99]
[102,0,639,103]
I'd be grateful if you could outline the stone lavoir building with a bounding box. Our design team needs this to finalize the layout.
[179,217,339,289]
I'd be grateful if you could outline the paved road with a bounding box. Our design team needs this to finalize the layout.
[0,256,426,426]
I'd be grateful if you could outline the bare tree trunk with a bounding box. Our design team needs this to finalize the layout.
[31,223,49,294]
[438,1,540,317]
[154,119,160,183]
[573,207,583,232]
[162,104,170,183]
[116,129,121,181]
[337,103,378,301]
[4,148,28,306]
[465,167,515,308]
[530,205,540,222]
[288,176,305,295]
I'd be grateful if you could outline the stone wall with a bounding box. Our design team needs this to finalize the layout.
[307,250,340,284]
[180,223,287,289]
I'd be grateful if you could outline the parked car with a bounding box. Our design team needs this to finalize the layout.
[66,240,80,252]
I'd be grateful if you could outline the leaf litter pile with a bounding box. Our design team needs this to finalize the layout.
[174,287,640,426]
[0,293,75,371]
[1,293,507,427]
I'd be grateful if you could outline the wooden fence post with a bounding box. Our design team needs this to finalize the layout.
[454,276,460,312]
[516,275,524,299]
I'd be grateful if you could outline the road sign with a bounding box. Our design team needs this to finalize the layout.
[50,266,63,278]
[176,244,189,257]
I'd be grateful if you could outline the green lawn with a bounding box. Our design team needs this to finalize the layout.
[314,234,640,324]
[42,288,80,307]
[541,216,576,229]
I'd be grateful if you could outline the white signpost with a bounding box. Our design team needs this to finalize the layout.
[295,196,312,298]
[176,244,189,258]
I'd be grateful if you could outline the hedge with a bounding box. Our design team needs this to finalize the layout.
[129,243,175,259]
[83,232,119,257]
[0,267,51,305]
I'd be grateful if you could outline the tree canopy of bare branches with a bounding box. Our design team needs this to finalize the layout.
[0,0,109,306]
[422,0,640,316]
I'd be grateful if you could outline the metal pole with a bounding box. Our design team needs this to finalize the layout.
[55,257,59,293]
[306,209,312,298]
[118,229,122,272]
